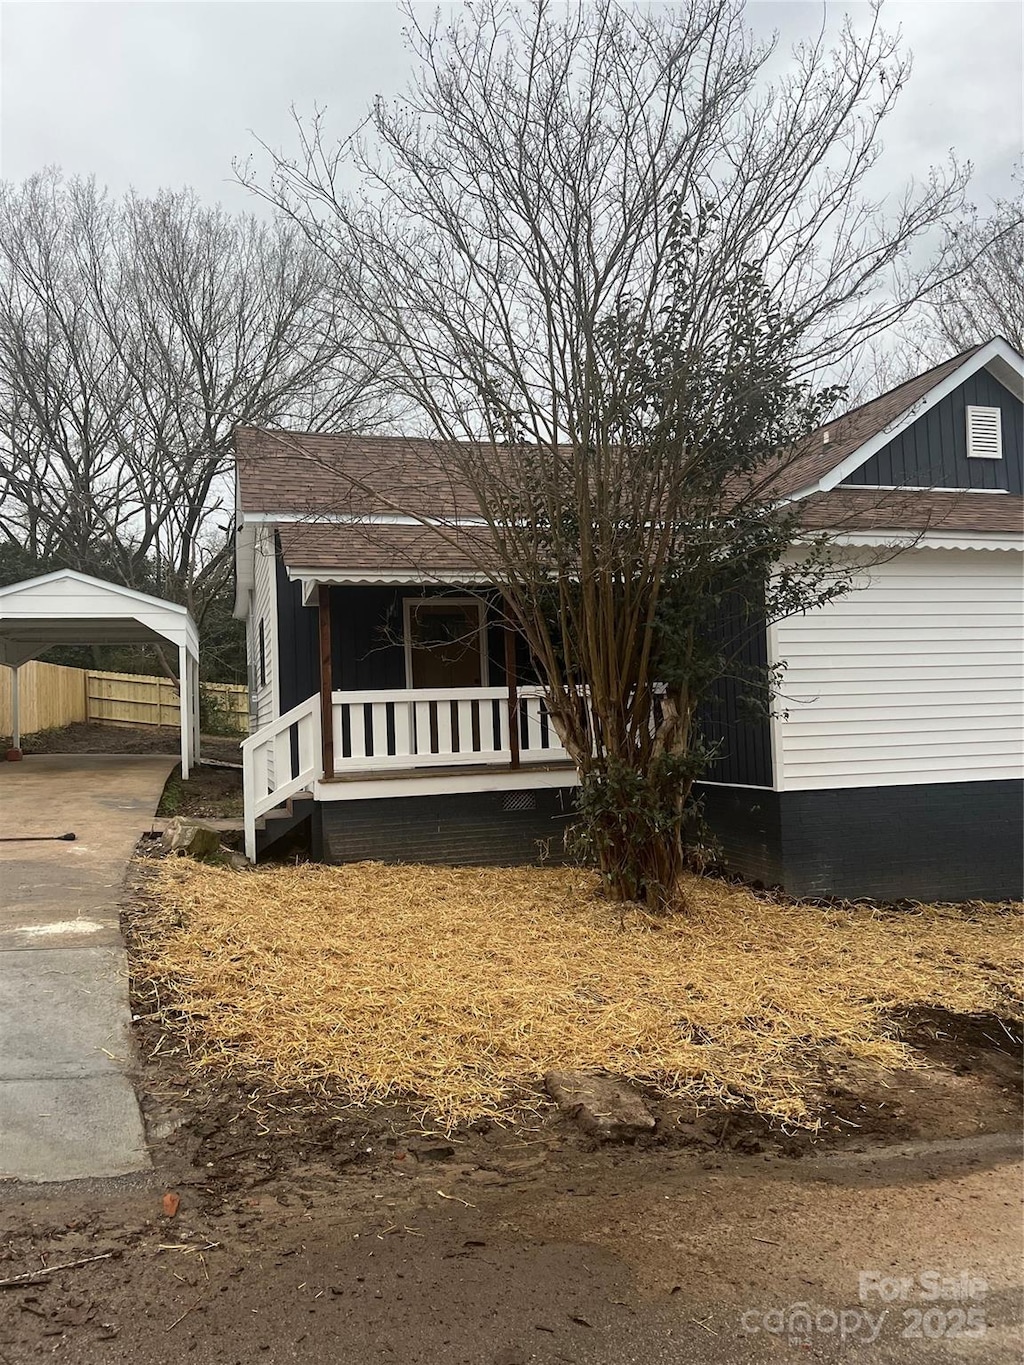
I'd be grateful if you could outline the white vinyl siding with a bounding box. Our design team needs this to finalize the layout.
[248,526,279,733]
[772,549,1024,790]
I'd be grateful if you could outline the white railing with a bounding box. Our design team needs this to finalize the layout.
[242,695,322,860]
[331,685,572,772]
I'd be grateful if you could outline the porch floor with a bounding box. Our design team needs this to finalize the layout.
[321,758,577,784]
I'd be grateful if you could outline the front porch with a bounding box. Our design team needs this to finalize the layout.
[242,683,580,860]
[241,571,591,859]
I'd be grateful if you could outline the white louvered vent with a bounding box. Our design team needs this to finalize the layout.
[966,405,1002,459]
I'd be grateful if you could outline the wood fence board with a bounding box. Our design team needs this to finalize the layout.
[0,663,247,736]
[0,661,89,735]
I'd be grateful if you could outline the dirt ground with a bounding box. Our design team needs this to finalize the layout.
[5,722,243,766]
[157,765,243,820]
[1,854,1020,1362]
[1,999,1020,1363]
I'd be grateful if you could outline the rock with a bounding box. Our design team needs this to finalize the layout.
[408,1140,456,1162]
[160,817,222,860]
[545,1071,656,1140]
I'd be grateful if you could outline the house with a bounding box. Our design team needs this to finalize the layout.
[233,337,1023,900]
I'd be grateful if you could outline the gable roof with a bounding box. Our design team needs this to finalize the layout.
[274,521,489,582]
[234,428,474,521]
[0,568,199,668]
[234,339,1023,585]
[775,336,1024,499]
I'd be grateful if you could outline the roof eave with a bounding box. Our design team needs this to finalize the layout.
[233,520,258,620]
[795,529,1022,552]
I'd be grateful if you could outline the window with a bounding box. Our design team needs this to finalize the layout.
[257,618,267,689]
[966,405,1002,459]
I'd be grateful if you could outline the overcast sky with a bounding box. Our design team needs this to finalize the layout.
[0,0,1021,214]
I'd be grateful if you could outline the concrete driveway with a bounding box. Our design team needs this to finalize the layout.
[0,754,175,1182]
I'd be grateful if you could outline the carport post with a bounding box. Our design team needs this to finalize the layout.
[191,654,201,767]
[10,665,20,749]
[178,644,190,780]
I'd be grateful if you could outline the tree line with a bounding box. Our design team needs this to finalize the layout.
[0,172,387,679]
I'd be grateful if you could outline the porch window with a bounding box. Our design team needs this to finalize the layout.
[403,597,488,688]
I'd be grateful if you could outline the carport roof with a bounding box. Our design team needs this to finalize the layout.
[0,570,199,669]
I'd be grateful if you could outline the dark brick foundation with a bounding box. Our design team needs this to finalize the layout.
[697,779,1023,902]
[313,777,1021,901]
[317,787,577,867]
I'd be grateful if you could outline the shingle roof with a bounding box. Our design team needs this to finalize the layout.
[795,489,1023,536]
[270,489,1021,583]
[274,521,489,578]
[236,343,1019,581]
[234,427,472,519]
[770,344,984,497]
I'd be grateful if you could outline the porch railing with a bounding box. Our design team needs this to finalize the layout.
[331,684,572,771]
[242,694,322,860]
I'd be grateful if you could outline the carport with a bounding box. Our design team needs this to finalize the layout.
[0,569,200,776]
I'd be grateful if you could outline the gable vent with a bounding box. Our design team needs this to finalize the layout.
[966,405,1002,459]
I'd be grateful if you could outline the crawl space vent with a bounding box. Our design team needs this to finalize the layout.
[502,792,536,813]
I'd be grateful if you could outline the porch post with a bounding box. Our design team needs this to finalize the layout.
[503,613,520,770]
[11,665,21,750]
[317,585,335,779]
[178,644,190,779]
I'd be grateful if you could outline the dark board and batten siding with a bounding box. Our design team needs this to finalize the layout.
[696,590,773,789]
[274,559,773,787]
[274,541,320,714]
[274,569,533,707]
[329,586,531,692]
[842,369,1023,492]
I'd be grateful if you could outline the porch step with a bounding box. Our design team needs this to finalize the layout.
[255,793,315,858]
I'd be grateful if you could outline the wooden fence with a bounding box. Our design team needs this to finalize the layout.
[0,662,248,737]
[0,660,88,736]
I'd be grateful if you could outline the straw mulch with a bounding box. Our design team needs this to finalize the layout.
[139,861,1022,1131]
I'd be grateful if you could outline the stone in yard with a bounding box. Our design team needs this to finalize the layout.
[407,1139,456,1162]
[160,817,222,860]
[545,1071,656,1140]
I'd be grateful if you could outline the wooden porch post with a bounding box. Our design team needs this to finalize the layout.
[317,585,335,779]
[503,613,520,770]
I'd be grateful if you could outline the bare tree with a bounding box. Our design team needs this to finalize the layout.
[0,171,390,678]
[244,0,976,905]
[842,183,1023,402]
[924,189,1024,357]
